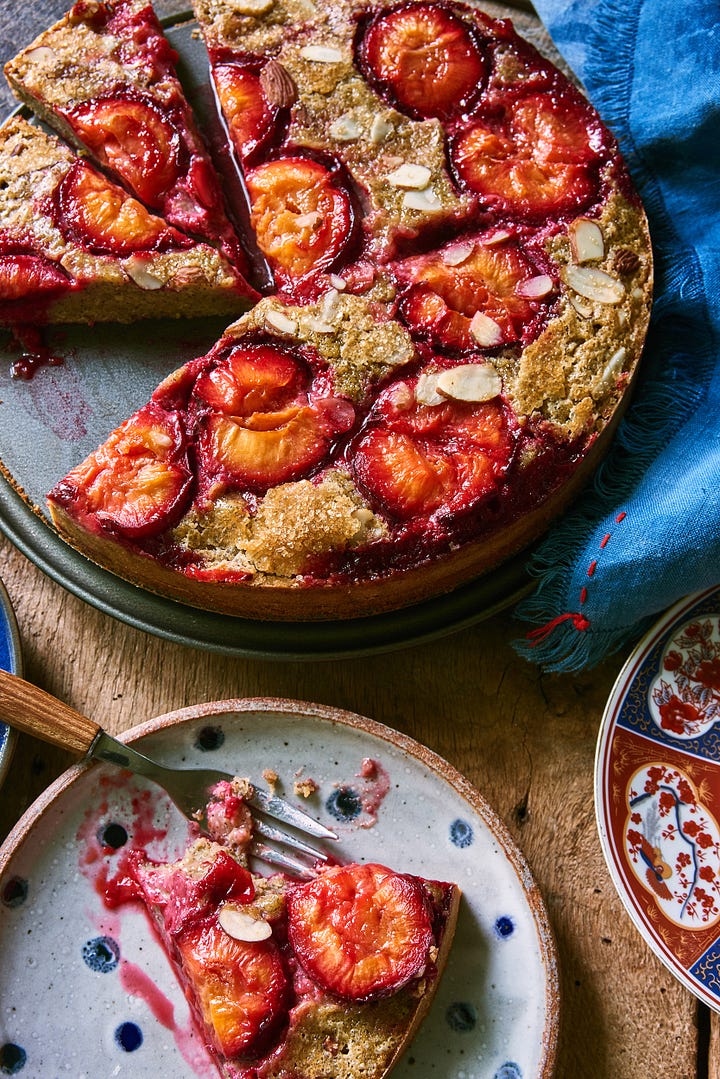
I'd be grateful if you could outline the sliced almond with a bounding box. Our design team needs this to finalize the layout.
[600,346,627,387]
[300,44,344,63]
[352,506,375,526]
[259,60,297,108]
[568,293,594,318]
[402,188,441,212]
[370,115,394,144]
[569,217,605,263]
[295,211,321,228]
[265,309,298,336]
[23,45,55,63]
[469,311,504,347]
[415,371,445,406]
[516,274,554,299]
[124,257,164,290]
[320,288,340,320]
[307,319,335,334]
[387,163,432,190]
[442,242,474,267]
[480,228,512,247]
[228,0,275,13]
[219,905,272,942]
[329,114,361,142]
[436,363,502,402]
[562,264,625,305]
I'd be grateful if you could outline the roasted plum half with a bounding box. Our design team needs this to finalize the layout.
[52,160,188,257]
[212,58,286,165]
[66,93,183,209]
[450,90,605,221]
[192,341,355,494]
[351,373,515,521]
[395,233,555,351]
[48,402,193,539]
[357,1,487,121]
[245,155,357,288]
[287,863,435,1001]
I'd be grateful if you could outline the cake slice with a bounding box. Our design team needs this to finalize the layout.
[0,116,252,324]
[4,0,253,280]
[126,780,460,1079]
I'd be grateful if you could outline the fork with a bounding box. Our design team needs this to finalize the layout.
[0,669,337,878]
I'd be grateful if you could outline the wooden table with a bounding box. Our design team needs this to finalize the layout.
[0,532,709,1078]
[0,1,711,1076]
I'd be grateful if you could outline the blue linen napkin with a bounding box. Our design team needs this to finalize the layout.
[512,0,720,671]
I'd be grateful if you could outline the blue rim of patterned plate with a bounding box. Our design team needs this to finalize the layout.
[0,575,22,788]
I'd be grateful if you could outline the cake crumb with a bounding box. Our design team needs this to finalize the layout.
[294,777,319,798]
[262,768,280,792]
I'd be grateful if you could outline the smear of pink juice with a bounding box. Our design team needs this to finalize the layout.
[357,757,391,828]
[75,773,217,1077]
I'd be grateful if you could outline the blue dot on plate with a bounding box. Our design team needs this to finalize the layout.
[97,822,128,850]
[325,787,362,822]
[115,1022,143,1053]
[495,915,515,939]
[0,1042,27,1074]
[449,818,474,848]
[494,1064,522,1079]
[446,1001,477,1032]
[82,935,120,973]
[195,725,224,752]
[1,877,28,909]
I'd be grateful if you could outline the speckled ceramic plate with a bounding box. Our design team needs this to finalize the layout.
[0,699,559,1078]
[595,585,720,1011]
[0,576,21,790]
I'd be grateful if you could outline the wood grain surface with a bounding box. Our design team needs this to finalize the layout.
[0,533,708,1078]
[0,0,713,1076]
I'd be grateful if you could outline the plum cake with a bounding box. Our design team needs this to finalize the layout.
[124,779,460,1079]
[0,115,252,324]
[5,0,652,617]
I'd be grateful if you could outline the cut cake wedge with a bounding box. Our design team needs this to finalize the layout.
[0,116,252,324]
[4,0,254,282]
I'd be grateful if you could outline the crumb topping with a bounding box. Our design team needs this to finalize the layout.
[171,472,386,579]
[494,190,652,437]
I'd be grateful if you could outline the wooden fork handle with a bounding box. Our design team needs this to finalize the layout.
[0,669,100,755]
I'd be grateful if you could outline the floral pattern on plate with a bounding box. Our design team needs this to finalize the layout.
[596,585,720,1011]
[625,762,720,928]
[650,616,720,740]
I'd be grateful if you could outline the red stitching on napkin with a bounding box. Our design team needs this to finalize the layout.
[525,511,629,648]
[526,611,591,643]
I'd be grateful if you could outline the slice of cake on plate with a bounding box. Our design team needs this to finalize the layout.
[0,115,251,324]
[126,778,460,1079]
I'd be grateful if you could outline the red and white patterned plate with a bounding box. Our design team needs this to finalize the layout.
[595,584,720,1008]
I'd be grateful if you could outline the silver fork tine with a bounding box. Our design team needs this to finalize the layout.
[252,817,333,862]
[245,785,337,841]
[0,670,338,867]
[87,732,338,852]
[249,840,319,879]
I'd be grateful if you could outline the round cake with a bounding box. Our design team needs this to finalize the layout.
[6,0,652,620]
